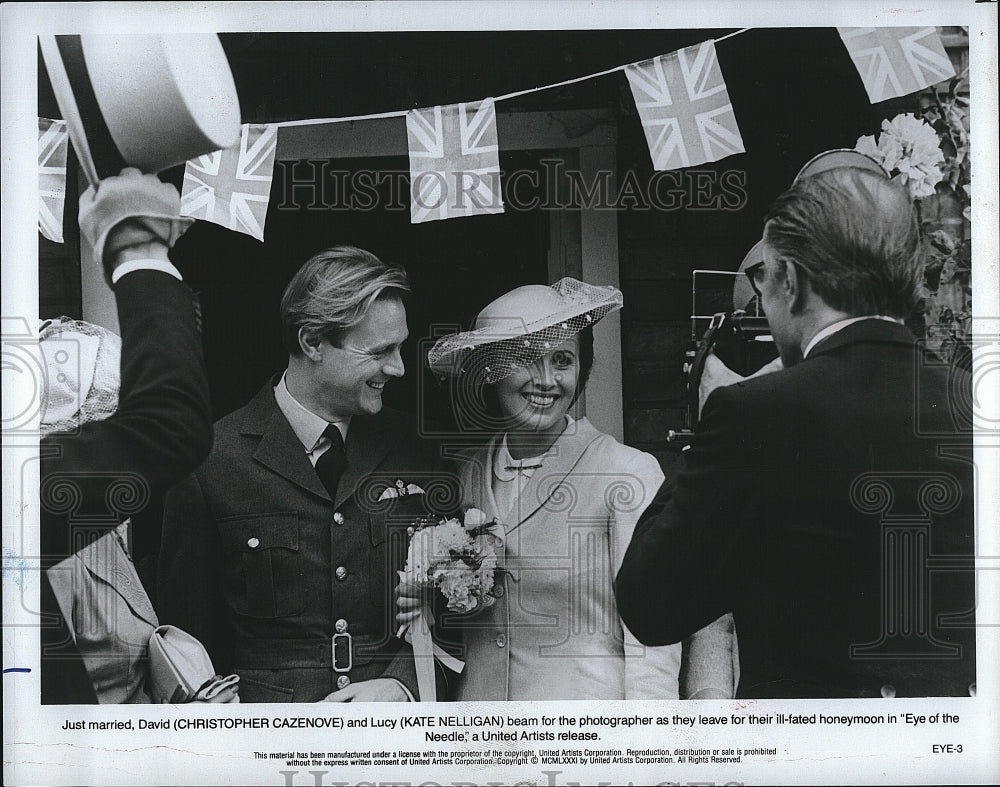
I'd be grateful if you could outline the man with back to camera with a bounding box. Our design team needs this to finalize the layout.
[615,165,976,698]
[40,168,213,703]
[158,246,452,702]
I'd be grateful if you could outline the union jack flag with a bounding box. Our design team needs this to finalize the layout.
[625,41,745,172]
[180,124,278,241]
[406,98,504,224]
[38,118,68,243]
[838,27,955,104]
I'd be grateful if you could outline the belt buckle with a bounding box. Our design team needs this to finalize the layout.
[332,632,353,673]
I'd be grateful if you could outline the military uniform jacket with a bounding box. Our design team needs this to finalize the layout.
[158,379,452,702]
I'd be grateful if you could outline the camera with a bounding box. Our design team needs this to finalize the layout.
[668,250,779,446]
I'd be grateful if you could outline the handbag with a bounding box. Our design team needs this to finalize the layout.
[147,625,240,703]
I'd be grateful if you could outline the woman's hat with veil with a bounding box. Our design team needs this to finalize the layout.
[428,277,623,385]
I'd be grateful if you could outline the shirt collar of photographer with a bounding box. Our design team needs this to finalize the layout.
[803,315,902,358]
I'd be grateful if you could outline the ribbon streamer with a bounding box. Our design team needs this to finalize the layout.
[396,574,465,702]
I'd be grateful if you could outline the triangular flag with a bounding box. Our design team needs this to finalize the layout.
[406,98,504,224]
[838,27,955,104]
[39,118,69,243]
[625,41,745,171]
[180,124,278,241]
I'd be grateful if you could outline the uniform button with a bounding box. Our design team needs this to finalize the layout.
[247,537,260,549]
[495,634,506,648]
[335,618,348,633]
[337,675,351,690]
[336,566,348,581]
[880,684,896,698]
[333,512,345,525]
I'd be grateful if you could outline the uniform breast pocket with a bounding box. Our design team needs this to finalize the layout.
[218,513,304,619]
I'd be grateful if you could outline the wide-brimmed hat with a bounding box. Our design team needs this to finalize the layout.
[39,34,241,187]
[428,277,623,385]
[793,148,889,183]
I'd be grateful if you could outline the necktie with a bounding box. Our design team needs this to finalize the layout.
[314,424,348,500]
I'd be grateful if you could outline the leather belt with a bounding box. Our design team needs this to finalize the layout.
[235,634,361,671]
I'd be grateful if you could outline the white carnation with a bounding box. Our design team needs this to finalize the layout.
[855,113,945,201]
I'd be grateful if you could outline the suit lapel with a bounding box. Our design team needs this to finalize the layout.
[456,440,502,522]
[245,381,331,502]
[243,380,398,508]
[336,414,393,510]
[77,528,159,628]
[510,418,603,527]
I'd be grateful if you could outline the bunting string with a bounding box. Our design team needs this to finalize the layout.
[39,25,959,239]
[275,28,754,129]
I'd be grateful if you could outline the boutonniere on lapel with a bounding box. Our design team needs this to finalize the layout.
[378,478,427,502]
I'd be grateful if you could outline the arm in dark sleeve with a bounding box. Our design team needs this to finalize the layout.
[157,469,233,674]
[382,441,461,700]
[615,385,760,645]
[40,271,212,559]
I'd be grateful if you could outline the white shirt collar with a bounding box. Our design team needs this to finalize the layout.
[274,371,349,453]
[492,415,573,483]
[493,435,545,483]
[803,316,903,359]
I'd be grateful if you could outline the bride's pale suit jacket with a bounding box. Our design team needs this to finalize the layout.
[447,417,737,701]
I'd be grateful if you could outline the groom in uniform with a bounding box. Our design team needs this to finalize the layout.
[616,165,976,698]
[158,246,450,702]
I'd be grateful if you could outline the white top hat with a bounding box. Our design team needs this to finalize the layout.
[428,278,623,385]
[39,34,241,187]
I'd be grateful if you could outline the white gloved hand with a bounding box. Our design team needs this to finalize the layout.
[78,167,194,282]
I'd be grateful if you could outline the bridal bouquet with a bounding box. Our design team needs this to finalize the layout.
[396,508,504,701]
[398,507,504,614]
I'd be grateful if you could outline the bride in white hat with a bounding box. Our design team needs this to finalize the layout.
[400,279,737,701]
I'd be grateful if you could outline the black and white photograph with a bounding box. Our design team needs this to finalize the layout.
[3,1,998,785]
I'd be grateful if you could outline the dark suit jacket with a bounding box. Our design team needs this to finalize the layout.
[40,271,212,704]
[157,380,455,702]
[616,321,976,698]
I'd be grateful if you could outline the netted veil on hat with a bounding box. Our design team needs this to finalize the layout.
[428,277,623,385]
[39,317,122,434]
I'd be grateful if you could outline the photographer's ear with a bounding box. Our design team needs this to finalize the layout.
[298,328,324,361]
[778,259,807,315]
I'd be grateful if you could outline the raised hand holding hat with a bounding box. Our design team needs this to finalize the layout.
[78,168,193,283]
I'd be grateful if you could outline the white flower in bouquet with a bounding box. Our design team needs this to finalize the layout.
[462,506,490,528]
[400,508,504,614]
[855,113,945,200]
